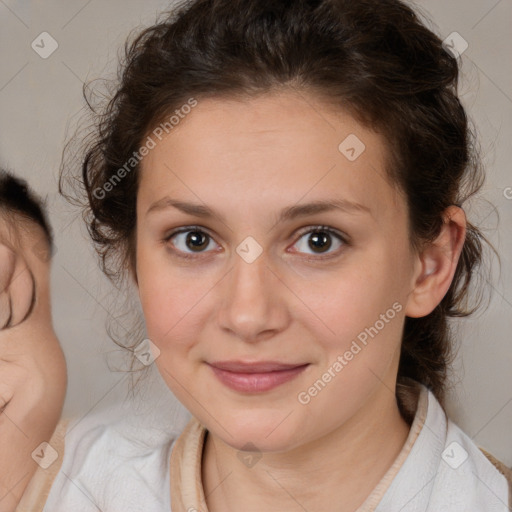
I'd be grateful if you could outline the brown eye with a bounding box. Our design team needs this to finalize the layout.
[292,226,346,257]
[165,228,218,256]
[307,231,332,253]
[184,230,209,252]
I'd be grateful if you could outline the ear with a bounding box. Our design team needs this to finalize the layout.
[405,205,467,318]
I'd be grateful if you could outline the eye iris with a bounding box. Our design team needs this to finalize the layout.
[186,231,208,251]
[308,231,332,253]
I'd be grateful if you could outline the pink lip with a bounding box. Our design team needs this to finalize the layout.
[208,361,309,393]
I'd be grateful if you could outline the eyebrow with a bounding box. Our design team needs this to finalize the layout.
[146,197,372,223]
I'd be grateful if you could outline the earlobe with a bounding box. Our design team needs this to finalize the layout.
[404,206,467,318]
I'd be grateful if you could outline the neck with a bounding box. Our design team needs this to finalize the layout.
[202,384,412,512]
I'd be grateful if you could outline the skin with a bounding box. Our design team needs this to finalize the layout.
[135,90,466,512]
[0,217,67,512]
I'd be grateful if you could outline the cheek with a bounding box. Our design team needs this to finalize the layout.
[139,276,196,344]
[293,260,397,341]
[290,254,406,389]
[136,247,212,348]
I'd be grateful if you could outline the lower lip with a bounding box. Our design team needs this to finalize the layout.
[209,364,309,393]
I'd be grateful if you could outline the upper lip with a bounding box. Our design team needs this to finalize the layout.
[208,361,309,373]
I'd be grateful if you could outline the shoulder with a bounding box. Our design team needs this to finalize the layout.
[393,383,511,511]
[17,395,190,512]
[41,399,190,511]
[432,401,511,510]
[477,444,512,509]
[479,446,512,486]
[444,408,511,485]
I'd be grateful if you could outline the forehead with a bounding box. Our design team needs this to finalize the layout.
[138,91,403,223]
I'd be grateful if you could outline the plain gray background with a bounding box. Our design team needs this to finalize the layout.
[0,0,511,464]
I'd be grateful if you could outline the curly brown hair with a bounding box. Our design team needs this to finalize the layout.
[60,0,499,408]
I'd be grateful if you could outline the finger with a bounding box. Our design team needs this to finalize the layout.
[0,395,9,414]
[0,377,14,414]
[0,243,16,294]
[0,291,11,329]
[8,262,35,327]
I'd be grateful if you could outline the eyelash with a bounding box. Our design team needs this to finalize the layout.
[162,225,349,261]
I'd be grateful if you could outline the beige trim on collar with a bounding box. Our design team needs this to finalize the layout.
[16,382,510,511]
[356,380,428,511]
[170,417,208,512]
[169,380,428,512]
[169,381,512,511]
[478,447,512,509]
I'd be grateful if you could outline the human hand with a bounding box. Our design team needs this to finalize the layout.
[0,221,66,512]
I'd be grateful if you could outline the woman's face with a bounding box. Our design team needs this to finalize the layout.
[136,90,421,452]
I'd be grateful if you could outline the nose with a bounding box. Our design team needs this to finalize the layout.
[216,247,290,343]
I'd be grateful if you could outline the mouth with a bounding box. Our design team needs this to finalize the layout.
[207,360,310,393]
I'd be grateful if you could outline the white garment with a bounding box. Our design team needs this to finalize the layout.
[374,388,509,511]
[43,383,509,511]
[43,388,190,512]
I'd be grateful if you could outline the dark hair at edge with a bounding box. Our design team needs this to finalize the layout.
[0,167,54,249]
[60,0,500,411]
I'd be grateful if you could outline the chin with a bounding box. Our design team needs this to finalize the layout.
[204,407,305,453]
